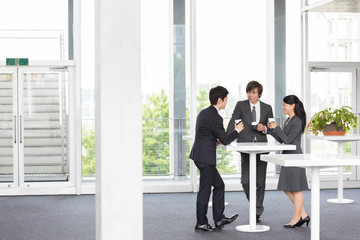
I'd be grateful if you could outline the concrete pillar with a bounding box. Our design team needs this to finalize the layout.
[95,0,142,239]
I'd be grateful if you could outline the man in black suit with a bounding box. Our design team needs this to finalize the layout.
[190,86,244,232]
[226,81,273,223]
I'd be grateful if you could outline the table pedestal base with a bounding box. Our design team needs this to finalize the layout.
[326,143,354,205]
[327,198,354,204]
[236,225,270,232]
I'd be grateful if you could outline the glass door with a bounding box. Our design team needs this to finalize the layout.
[309,67,357,179]
[0,66,71,190]
[0,68,18,185]
[18,68,69,183]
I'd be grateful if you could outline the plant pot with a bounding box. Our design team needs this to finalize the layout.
[323,124,345,136]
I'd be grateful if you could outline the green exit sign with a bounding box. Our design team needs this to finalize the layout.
[6,58,29,66]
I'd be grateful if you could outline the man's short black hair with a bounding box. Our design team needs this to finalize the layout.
[246,80,263,98]
[209,86,229,105]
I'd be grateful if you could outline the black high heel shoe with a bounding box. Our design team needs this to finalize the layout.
[283,218,303,228]
[303,216,310,227]
[297,216,311,227]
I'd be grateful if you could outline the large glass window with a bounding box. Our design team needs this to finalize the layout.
[309,12,360,61]
[141,0,172,177]
[286,1,302,96]
[141,0,277,183]
[81,0,95,180]
[196,0,267,113]
[195,0,268,177]
[304,0,360,181]
[0,0,70,61]
[308,69,357,178]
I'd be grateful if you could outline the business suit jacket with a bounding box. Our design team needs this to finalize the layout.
[226,100,273,142]
[268,115,303,154]
[226,100,273,216]
[268,115,308,191]
[190,105,239,166]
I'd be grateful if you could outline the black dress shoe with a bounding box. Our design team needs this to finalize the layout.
[195,223,214,232]
[256,214,261,223]
[215,214,239,229]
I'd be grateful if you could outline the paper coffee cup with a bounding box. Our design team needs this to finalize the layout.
[235,119,242,124]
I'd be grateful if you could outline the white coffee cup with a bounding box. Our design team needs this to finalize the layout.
[268,118,275,123]
[251,121,257,129]
[235,119,242,125]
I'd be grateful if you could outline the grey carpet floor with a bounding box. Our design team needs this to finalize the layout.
[0,195,95,240]
[0,189,359,240]
[143,189,360,240]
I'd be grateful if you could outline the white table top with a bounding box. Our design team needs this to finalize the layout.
[262,154,360,168]
[306,133,360,142]
[221,142,296,153]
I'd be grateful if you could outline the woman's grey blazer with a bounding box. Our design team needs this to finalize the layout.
[269,115,303,154]
[268,115,308,191]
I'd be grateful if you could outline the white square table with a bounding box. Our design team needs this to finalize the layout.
[262,153,360,240]
[307,134,360,203]
[221,142,296,232]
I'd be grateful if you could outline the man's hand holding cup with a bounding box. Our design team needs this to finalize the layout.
[235,119,244,132]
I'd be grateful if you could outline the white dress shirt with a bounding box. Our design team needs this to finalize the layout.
[249,101,260,124]
[249,101,268,133]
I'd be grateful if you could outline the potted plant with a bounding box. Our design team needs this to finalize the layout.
[306,106,358,136]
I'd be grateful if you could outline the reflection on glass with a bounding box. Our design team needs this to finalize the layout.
[0,0,69,61]
[310,71,353,175]
[309,12,360,61]
[0,73,13,182]
[23,72,69,182]
[310,72,352,116]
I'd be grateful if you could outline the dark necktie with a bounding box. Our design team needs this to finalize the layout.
[252,106,256,122]
[251,106,257,142]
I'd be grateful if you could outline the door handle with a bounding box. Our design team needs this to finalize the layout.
[20,116,22,144]
[14,116,17,144]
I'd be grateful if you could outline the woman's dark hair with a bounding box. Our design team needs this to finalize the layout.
[209,86,229,105]
[246,81,263,98]
[283,95,306,133]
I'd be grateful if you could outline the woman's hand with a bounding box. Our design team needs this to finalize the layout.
[267,122,277,129]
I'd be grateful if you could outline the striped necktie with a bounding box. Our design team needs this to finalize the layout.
[251,106,257,142]
[252,106,256,122]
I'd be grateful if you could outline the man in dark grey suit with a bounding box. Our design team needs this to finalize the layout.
[190,86,244,232]
[226,81,273,223]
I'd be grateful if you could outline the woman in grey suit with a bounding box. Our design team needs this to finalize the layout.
[267,95,310,228]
